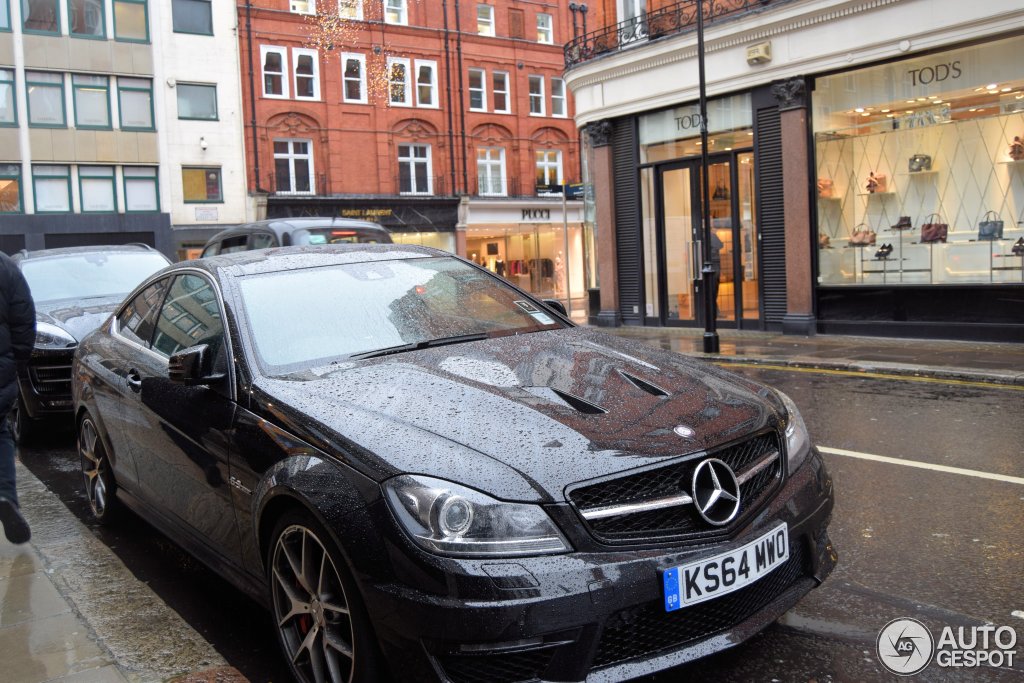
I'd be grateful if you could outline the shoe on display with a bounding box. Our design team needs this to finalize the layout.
[1012,237,1024,256]
[874,243,893,259]
[891,216,912,230]
[0,497,31,544]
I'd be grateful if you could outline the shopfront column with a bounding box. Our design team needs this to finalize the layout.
[587,121,621,327]
[772,78,815,336]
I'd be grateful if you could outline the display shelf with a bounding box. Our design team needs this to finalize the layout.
[898,169,940,176]
[997,159,1024,165]
[856,191,896,197]
[817,196,842,202]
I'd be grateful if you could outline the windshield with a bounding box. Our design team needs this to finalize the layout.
[22,252,170,303]
[293,227,391,245]
[237,256,565,373]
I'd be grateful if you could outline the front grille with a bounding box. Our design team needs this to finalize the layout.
[30,363,73,397]
[593,543,807,669]
[568,432,783,544]
[437,647,555,683]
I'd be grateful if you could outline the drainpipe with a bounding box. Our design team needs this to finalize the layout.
[244,1,264,193]
[454,0,469,194]
[442,0,457,197]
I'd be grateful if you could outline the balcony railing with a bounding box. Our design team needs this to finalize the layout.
[564,0,778,68]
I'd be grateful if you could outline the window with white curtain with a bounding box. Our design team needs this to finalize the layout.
[477,147,506,196]
[26,71,65,127]
[551,78,567,117]
[32,165,71,212]
[124,166,159,211]
[73,75,110,128]
[79,166,116,212]
[118,77,154,130]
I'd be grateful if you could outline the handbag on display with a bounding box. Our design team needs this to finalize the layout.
[849,223,877,246]
[865,172,887,193]
[817,178,834,198]
[977,210,1004,241]
[712,184,730,200]
[1010,136,1024,162]
[819,233,831,249]
[919,213,948,244]
[908,154,932,172]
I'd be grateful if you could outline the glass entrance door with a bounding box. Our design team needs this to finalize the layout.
[659,165,698,322]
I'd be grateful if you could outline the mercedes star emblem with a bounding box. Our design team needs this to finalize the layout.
[691,458,741,526]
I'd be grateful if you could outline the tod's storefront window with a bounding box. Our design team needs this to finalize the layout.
[813,35,1024,287]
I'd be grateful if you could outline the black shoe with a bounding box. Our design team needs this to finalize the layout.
[875,244,893,259]
[1013,238,1024,256]
[891,216,912,230]
[0,497,31,544]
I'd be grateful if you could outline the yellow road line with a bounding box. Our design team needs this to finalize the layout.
[716,362,1024,391]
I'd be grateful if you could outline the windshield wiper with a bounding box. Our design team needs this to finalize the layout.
[350,333,489,360]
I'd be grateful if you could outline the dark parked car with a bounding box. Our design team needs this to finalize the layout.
[72,245,835,683]
[200,217,391,257]
[11,244,171,442]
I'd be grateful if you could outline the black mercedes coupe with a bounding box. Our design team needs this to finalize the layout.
[71,245,835,683]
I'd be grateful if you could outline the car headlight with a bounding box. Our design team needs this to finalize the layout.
[383,475,571,557]
[776,390,810,472]
[35,322,78,350]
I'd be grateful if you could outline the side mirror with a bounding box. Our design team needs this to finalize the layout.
[168,344,225,386]
[542,299,568,318]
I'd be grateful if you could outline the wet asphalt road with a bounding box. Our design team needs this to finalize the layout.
[17,365,1024,683]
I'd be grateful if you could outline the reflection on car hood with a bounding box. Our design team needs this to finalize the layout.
[256,327,781,500]
[36,295,123,343]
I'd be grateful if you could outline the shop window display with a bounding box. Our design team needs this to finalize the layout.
[813,35,1024,286]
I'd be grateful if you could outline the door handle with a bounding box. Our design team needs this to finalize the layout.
[126,370,142,392]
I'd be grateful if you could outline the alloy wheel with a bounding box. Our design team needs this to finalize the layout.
[271,524,356,683]
[79,418,110,518]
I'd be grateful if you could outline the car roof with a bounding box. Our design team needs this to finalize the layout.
[13,244,166,262]
[207,217,388,243]
[183,244,446,278]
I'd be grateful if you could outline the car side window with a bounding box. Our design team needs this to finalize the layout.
[151,274,225,363]
[219,235,248,254]
[249,233,276,250]
[201,243,220,258]
[116,279,170,347]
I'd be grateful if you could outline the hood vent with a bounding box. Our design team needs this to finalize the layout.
[525,386,607,415]
[618,370,669,398]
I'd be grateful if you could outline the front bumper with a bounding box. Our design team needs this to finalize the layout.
[363,449,836,682]
[17,348,76,419]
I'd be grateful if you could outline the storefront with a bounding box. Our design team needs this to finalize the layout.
[812,34,1024,339]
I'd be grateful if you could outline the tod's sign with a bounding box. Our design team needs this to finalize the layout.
[907,61,962,87]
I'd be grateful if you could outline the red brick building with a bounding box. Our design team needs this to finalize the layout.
[238,0,592,307]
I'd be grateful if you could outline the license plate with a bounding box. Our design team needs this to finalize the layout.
[662,523,789,612]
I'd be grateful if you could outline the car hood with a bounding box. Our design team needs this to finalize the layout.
[254,327,782,502]
[36,295,123,343]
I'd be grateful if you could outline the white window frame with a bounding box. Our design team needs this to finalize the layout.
[261,45,289,99]
[551,77,567,118]
[274,138,315,195]
[468,67,486,112]
[338,0,363,20]
[292,48,320,101]
[477,147,506,197]
[341,52,366,104]
[414,59,437,108]
[536,149,562,194]
[384,0,407,25]
[476,4,494,36]
[492,71,510,114]
[536,13,553,44]
[387,57,412,107]
[398,143,432,195]
[528,75,545,116]
[290,0,314,15]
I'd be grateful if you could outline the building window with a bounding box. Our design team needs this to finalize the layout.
[0,69,16,126]
[69,0,105,38]
[398,143,431,195]
[0,2,9,30]
[415,60,436,108]
[492,71,509,113]
[528,75,544,116]
[388,57,411,106]
[274,139,314,194]
[172,0,212,35]
[32,165,71,213]
[176,83,217,120]
[477,147,505,196]
[113,0,148,42]
[261,46,288,98]
[0,164,21,214]
[124,166,159,211]
[536,13,552,44]
[26,71,65,128]
[182,167,222,203]
[338,0,362,19]
[476,4,493,36]
[72,75,110,129]
[535,150,562,193]
[468,68,486,112]
[23,0,59,33]
[384,0,406,25]
[551,77,566,117]
[118,77,153,130]
[289,0,313,14]
[293,48,319,100]
[79,166,116,213]
[342,53,366,103]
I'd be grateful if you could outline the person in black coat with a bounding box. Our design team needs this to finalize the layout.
[0,252,35,544]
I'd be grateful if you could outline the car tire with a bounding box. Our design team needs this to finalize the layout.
[267,510,383,683]
[78,414,120,524]
[10,393,39,446]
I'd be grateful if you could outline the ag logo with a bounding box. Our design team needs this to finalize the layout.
[877,618,934,675]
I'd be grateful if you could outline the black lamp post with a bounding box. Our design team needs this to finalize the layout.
[695,0,719,353]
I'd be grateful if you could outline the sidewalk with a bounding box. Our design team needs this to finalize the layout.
[596,326,1024,385]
